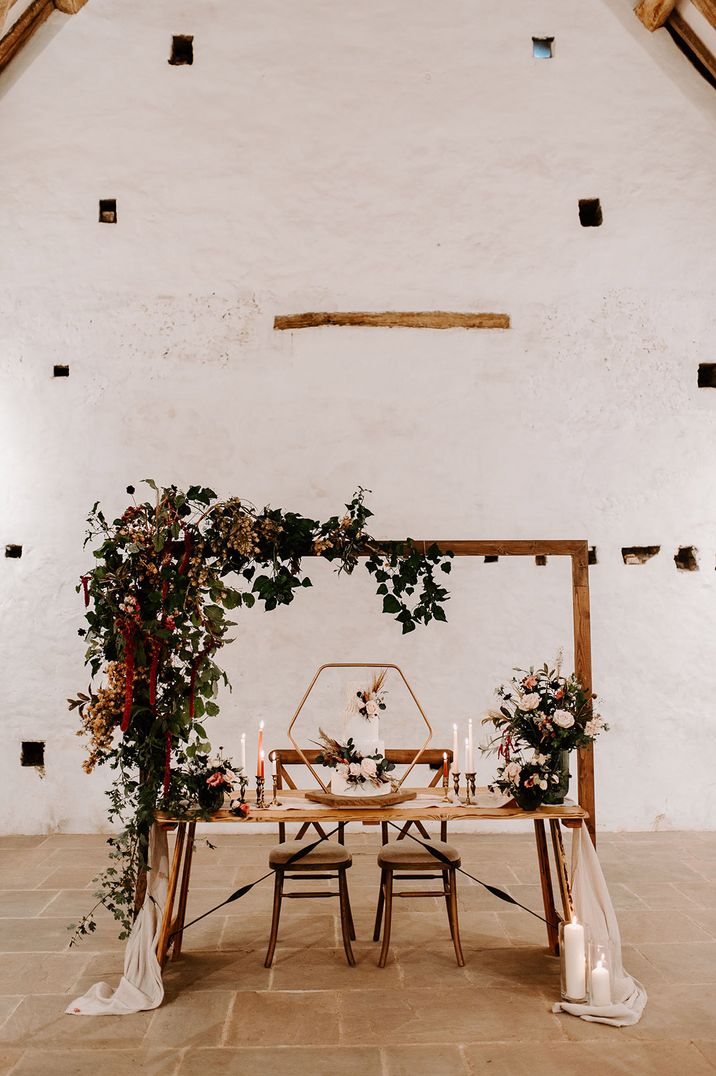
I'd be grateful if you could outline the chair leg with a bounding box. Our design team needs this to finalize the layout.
[337,869,356,967]
[442,869,456,940]
[373,868,386,942]
[344,878,356,941]
[264,870,284,968]
[448,868,465,967]
[378,870,394,968]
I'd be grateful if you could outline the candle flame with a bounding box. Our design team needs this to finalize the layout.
[259,720,264,730]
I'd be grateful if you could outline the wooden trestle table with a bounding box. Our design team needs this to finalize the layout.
[155,791,589,969]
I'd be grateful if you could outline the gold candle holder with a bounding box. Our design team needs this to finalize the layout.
[464,773,476,805]
[255,775,266,809]
[238,774,249,804]
[441,764,452,803]
[452,772,462,801]
[270,775,282,807]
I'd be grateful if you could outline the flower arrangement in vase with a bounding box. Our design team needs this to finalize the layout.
[315,729,396,796]
[483,657,608,810]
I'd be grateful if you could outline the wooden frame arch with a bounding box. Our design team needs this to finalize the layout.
[334,538,597,844]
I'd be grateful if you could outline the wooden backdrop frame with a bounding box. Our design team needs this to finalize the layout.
[335,538,596,844]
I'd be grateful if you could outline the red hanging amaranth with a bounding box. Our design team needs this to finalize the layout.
[163,731,172,797]
[120,622,136,733]
[148,639,161,709]
[177,528,192,575]
[80,575,90,608]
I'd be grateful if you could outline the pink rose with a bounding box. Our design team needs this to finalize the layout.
[206,772,225,787]
[523,676,537,689]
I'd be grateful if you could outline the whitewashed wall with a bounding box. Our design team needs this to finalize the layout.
[1,0,716,833]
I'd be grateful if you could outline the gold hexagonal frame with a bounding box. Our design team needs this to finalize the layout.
[287,662,433,792]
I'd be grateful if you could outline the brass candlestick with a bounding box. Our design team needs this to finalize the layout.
[238,774,249,804]
[452,771,462,801]
[255,775,266,809]
[464,772,476,806]
[441,767,452,803]
[270,775,282,807]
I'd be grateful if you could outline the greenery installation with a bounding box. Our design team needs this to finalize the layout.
[69,482,452,940]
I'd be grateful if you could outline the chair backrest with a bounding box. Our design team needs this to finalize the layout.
[273,747,455,845]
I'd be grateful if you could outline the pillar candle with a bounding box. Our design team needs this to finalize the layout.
[468,719,474,772]
[257,720,264,775]
[563,920,586,999]
[240,733,246,773]
[452,723,459,772]
[590,958,611,1006]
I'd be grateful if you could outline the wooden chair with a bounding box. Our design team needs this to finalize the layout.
[264,749,355,968]
[373,748,465,967]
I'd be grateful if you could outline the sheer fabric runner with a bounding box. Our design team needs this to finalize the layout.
[552,825,647,1026]
[66,825,168,1016]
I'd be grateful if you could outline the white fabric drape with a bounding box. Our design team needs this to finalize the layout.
[552,824,647,1026]
[66,825,168,1016]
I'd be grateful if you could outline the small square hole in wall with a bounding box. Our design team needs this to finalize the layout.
[21,741,45,767]
[532,36,554,59]
[169,35,193,65]
[622,545,660,565]
[588,546,598,565]
[579,199,603,227]
[53,364,69,378]
[698,364,716,388]
[99,199,117,224]
[484,555,499,563]
[535,555,547,566]
[5,544,22,558]
[674,546,698,571]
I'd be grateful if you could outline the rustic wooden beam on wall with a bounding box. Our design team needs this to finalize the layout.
[0,0,53,74]
[54,0,88,12]
[274,311,511,331]
[634,0,678,30]
[669,6,716,80]
[691,0,716,31]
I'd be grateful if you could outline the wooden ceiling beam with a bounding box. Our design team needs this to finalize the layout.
[0,0,53,74]
[274,311,510,331]
[634,0,678,30]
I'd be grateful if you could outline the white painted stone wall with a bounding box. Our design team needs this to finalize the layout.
[1,0,716,834]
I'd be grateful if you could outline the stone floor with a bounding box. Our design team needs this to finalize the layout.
[0,830,715,1075]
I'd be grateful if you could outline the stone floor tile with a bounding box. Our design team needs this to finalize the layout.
[338,986,564,1044]
[0,994,153,1049]
[693,1040,716,1067]
[270,944,402,989]
[685,908,716,939]
[0,837,49,849]
[35,868,96,890]
[224,990,341,1046]
[0,918,74,953]
[0,891,55,917]
[38,890,103,918]
[179,1045,382,1076]
[562,983,716,1042]
[147,989,234,1049]
[623,882,700,909]
[0,1048,22,1076]
[0,953,91,996]
[383,1043,469,1075]
[160,950,273,995]
[675,882,716,908]
[616,909,713,944]
[0,871,55,891]
[221,911,337,951]
[635,942,716,984]
[10,1048,181,1076]
[463,1040,716,1075]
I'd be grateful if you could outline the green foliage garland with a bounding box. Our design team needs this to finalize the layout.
[68,482,452,940]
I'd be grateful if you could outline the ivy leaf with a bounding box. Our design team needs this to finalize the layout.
[382,594,401,614]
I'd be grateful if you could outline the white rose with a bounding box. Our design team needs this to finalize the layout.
[360,757,378,779]
[539,779,548,790]
[224,770,237,783]
[504,761,522,782]
[349,762,363,777]
[585,718,603,737]
[520,693,540,712]
[365,700,379,717]
[336,763,349,779]
[531,751,548,765]
[553,709,575,729]
[207,757,222,769]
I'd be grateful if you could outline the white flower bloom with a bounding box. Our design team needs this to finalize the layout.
[519,693,540,712]
[360,757,378,779]
[504,761,522,782]
[365,700,380,717]
[553,709,575,729]
[207,757,222,769]
[531,751,549,765]
[336,763,349,779]
[539,779,547,790]
[224,770,237,783]
[349,762,363,777]
[584,718,603,737]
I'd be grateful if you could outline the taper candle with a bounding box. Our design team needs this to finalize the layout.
[240,733,246,773]
[257,720,264,774]
[452,723,459,772]
[442,751,448,782]
[463,736,469,773]
[468,718,474,772]
[259,748,265,780]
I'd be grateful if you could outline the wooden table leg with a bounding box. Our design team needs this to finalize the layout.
[550,819,575,920]
[171,820,196,961]
[534,820,559,954]
[156,822,186,969]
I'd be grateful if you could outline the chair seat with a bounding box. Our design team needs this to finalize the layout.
[268,838,352,871]
[377,839,461,870]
